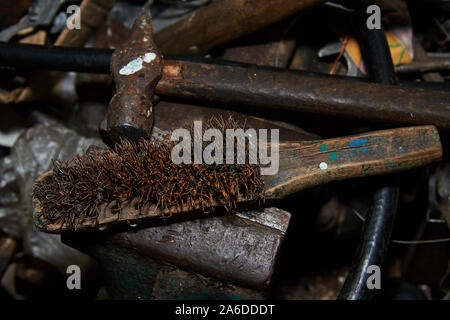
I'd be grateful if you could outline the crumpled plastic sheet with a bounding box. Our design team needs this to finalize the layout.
[0,124,104,273]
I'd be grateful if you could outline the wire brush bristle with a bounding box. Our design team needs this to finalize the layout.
[33,115,265,230]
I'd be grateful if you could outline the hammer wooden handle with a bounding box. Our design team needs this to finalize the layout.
[264,126,443,199]
[157,60,450,130]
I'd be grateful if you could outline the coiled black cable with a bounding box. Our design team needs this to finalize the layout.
[338,0,400,300]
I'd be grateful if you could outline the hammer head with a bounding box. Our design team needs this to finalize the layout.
[100,10,163,147]
[101,90,154,147]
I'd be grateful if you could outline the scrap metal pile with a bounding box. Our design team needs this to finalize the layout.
[0,0,448,301]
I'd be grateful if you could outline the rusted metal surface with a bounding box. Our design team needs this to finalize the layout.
[105,207,291,290]
[156,60,450,130]
[395,59,450,74]
[101,10,163,145]
[63,234,265,299]
[236,207,290,233]
[154,0,325,55]
[62,207,291,297]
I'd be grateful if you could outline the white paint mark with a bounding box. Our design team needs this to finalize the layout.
[143,37,148,42]
[319,162,328,170]
[143,52,156,63]
[119,57,143,75]
[119,52,156,75]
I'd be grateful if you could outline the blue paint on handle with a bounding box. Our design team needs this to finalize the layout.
[349,138,366,148]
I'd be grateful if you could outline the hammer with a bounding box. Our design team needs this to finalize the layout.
[99,11,163,147]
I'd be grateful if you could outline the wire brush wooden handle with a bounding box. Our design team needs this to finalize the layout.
[33,125,442,233]
[263,125,442,199]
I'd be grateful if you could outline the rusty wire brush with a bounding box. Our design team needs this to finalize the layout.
[33,115,265,231]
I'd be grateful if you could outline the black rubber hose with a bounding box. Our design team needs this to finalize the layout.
[0,42,113,74]
[354,5,396,85]
[338,181,399,299]
[338,0,400,300]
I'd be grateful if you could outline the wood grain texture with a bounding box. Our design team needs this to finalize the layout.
[156,60,450,130]
[263,125,442,199]
[55,0,115,47]
[33,125,442,233]
[154,0,324,55]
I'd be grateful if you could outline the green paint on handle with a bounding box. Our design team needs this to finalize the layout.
[329,152,337,161]
[320,144,327,152]
[388,160,400,169]
[433,129,439,143]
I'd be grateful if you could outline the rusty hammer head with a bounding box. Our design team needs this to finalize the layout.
[100,10,163,147]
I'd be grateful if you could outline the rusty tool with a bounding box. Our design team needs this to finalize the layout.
[99,10,163,146]
[33,125,442,233]
[62,207,291,297]
[2,42,450,129]
[395,59,450,74]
